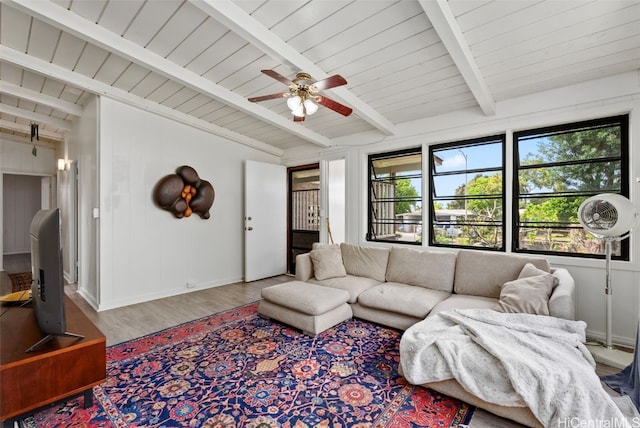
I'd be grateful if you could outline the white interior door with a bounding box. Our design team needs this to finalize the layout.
[244,160,287,282]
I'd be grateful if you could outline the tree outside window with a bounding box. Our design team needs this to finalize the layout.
[430,136,505,250]
[514,115,629,259]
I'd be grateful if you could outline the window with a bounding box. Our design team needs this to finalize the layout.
[429,136,505,250]
[368,148,422,244]
[513,115,629,259]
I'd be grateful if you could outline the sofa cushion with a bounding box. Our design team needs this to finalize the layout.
[308,275,381,304]
[312,242,340,250]
[340,243,390,282]
[310,248,347,280]
[497,264,557,315]
[261,281,350,315]
[385,247,456,292]
[428,294,500,317]
[357,282,450,319]
[453,250,551,299]
[548,268,575,320]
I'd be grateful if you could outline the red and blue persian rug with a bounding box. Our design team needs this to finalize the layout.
[29,302,474,427]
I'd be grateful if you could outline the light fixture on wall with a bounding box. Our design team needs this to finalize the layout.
[57,159,68,171]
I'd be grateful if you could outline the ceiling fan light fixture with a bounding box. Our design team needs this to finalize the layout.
[304,99,318,115]
[291,104,305,117]
[287,95,301,110]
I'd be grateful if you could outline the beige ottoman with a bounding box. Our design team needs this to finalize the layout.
[258,281,352,335]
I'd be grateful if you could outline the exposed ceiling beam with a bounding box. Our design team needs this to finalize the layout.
[1,82,83,116]
[0,103,72,130]
[5,0,333,148]
[419,0,495,116]
[2,45,284,157]
[0,118,64,141]
[193,0,396,136]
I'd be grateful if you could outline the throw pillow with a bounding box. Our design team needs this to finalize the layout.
[498,274,555,315]
[310,248,347,280]
[518,262,559,286]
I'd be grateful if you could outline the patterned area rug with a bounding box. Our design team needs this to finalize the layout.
[28,302,474,427]
[8,271,32,292]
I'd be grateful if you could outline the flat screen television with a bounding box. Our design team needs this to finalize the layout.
[28,208,82,352]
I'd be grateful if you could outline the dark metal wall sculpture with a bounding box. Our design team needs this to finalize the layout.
[153,166,215,219]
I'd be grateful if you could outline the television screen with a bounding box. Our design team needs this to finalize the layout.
[30,208,66,336]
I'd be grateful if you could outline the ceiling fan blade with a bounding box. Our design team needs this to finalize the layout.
[316,96,353,116]
[313,74,348,91]
[261,69,294,86]
[248,92,289,102]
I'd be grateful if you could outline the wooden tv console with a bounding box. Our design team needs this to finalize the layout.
[0,296,106,422]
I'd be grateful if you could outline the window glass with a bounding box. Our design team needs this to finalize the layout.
[365,115,629,260]
[513,115,629,259]
[368,148,422,244]
[429,136,505,250]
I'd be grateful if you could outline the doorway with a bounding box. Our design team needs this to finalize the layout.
[288,164,320,274]
[2,174,44,274]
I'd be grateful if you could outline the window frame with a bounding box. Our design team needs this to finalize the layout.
[511,114,630,260]
[428,135,506,251]
[367,147,422,245]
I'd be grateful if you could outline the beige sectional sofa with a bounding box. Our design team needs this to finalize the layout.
[295,242,576,428]
[295,243,575,330]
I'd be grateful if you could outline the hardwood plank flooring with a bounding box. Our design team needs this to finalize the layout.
[64,275,295,346]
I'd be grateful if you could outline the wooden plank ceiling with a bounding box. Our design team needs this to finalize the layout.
[1,0,639,155]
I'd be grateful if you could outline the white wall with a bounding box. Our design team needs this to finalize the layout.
[327,158,345,244]
[65,95,99,308]
[96,97,279,310]
[57,160,78,284]
[0,138,56,175]
[283,70,640,347]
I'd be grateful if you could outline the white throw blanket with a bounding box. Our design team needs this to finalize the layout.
[400,309,631,428]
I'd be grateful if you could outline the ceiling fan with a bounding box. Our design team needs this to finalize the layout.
[248,70,353,122]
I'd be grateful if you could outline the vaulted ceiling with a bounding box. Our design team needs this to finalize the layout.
[1,0,639,155]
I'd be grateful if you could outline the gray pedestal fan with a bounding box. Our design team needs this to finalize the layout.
[578,193,639,410]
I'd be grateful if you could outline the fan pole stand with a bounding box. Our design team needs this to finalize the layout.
[587,240,634,369]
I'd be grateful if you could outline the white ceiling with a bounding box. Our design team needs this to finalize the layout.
[1,0,639,154]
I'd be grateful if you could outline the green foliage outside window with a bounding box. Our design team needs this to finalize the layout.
[515,116,627,258]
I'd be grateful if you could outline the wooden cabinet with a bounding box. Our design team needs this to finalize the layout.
[0,296,106,421]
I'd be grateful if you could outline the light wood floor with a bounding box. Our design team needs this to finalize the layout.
[1,253,627,428]
[65,275,295,346]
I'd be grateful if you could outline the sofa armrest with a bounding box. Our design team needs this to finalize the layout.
[295,253,314,281]
[549,268,575,320]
